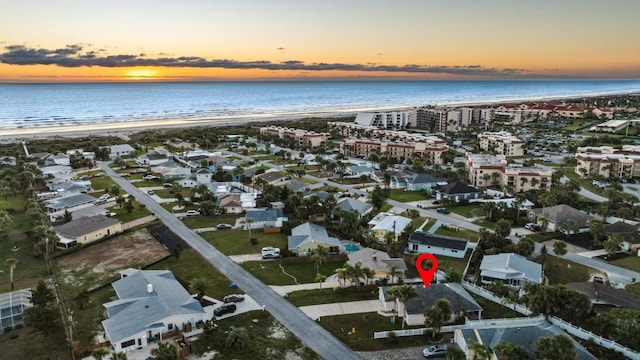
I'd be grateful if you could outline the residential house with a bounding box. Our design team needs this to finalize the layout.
[195,168,213,183]
[288,222,342,256]
[283,179,309,193]
[604,221,640,252]
[70,205,108,220]
[245,208,284,230]
[370,215,412,243]
[406,232,471,259]
[404,173,447,191]
[47,180,92,195]
[102,269,210,353]
[567,282,640,313]
[161,167,192,181]
[435,182,481,203]
[454,317,597,360]
[40,165,76,186]
[347,247,406,282]
[379,284,482,326]
[137,151,169,167]
[344,165,375,178]
[109,144,136,159]
[218,194,255,214]
[528,204,593,233]
[479,253,543,288]
[0,289,32,331]
[54,214,122,247]
[336,197,373,218]
[44,193,97,221]
[254,171,287,185]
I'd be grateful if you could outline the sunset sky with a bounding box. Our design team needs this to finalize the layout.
[1,0,639,82]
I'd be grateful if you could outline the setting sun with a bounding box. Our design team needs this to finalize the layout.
[125,68,160,80]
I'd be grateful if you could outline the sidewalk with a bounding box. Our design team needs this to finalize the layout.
[122,214,156,230]
[299,299,383,320]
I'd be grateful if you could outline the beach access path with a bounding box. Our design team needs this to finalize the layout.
[98,162,361,360]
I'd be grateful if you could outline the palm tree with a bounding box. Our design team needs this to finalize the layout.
[150,341,177,360]
[315,273,327,289]
[388,284,417,328]
[312,244,329,275]
[468,341,490,360]
[387,264,400,285]
[552,241,567,257]
[335,267,349,288]
[189,277,208,302]
[109,352,128,360]
[536,334,577,360]
[225,326,249,349]
[91,348,109,360]
[494,341,530,360]
[5,258,18,290]
[245,217,255,240]
[362,267,375,285]
[423,299,452,339]
[349,262,365,287]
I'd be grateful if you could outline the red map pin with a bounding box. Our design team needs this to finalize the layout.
[416,253,438,288]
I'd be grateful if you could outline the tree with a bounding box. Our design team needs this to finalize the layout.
[77,288,91,309]
[312,244,329,275]
[369,185,388,209]
[589,220,607,249]
[594,308,640,350]
[387,264,403,285]
[536,334,577,360]
[515,238,535,257]
[189,277,208,302]
[315,273,327,289]
[559,218,578,235]
[124,199,134,213]
[109,352,128,360]
[388,284,417,328]
[225,326,250,349]
[31,280,55,307]
[468,341,490,360]
[245,217,255,240]
[604,234,623,255]
[0,210,13,231]
[552,241,567,257]
[495,219,512,239]
[91,348,109,360]
[446,345,467,360]
[335,267,349,288]
[423,299,452,339]
[5,258,18,290]
[150,341,177,360]
[494,341,530,360]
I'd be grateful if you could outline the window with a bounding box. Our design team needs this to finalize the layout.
[168,323,173,330]
[121,339,135,348]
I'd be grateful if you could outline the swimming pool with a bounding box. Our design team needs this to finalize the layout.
[341,241,360,252]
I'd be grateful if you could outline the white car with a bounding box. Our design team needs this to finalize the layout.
[99,194,110,200]
[142,175,157,180]
[261,247,280,255]
[186,210,201,216]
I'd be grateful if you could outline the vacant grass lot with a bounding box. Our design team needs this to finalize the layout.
[286,286,379,307]
[403,251,470,279]
[434,226,480,242]
[201,229,287,255]
[181,214,240,229]
[387,189,429,202]
[544,255,591,284]
[318,312,437,351]
[610,256,640,272]
[242,260,345,285]
[450,204,486,218]
[108,202,152,222]
[89,176,118,190]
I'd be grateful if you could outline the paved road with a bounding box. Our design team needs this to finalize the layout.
[99,162,361,360]
[560,176,608,203]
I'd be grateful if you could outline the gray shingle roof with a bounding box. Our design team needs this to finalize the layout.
[102,269,204,344]
[336,198,373,216]
[567,282,640,311]
[408,231,469,250]
[530,204,592,224]
[438,181,479,195]
[382,283,482,315]
[284,179,309,192]
[246,208,282,222]
[44,193,96,210]
[480,253,542,283]
[288,222,340,249]
[55,214,120,238]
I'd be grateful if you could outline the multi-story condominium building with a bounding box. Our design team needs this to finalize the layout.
[416,106,494,132]
[354,111,416,129]
[259,126,330,148]
[328,121,444,144]
[340,138,449,165]
[495,103,614,121]
[466,153,552,192]
[575,145,640,179]
[477,131,525,157]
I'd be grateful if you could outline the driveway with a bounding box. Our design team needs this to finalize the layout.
[299,299,382,321]
[98,162,361,360]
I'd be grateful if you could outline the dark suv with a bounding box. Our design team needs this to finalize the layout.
[214,303,237,317]
[436,207,450,214]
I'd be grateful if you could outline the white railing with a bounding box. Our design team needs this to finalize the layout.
[549,316,640,360]
[461,281,532,316]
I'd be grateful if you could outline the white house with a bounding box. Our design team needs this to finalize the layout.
[479,253,543,288]
[101,269,211,353]
[406,232,471,259]
[109,144,136,159]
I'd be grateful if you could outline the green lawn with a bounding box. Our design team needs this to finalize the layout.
[404,251,471,278]
[182,214,240,229]
[434,226,480,242]
[544,255,591,284]
[89,176,117,190]
[609,256,640,272]
[472,219,496,229]
[470,294,525,319]
[318,312,441,351]
[450,204,486,218]
[108,203,152,222]
[387,189,429,202]
[626,282,640,296]
[411,217,431,231]
[286,286,379,307]
[201,229,287,255]
[242,260,345,285]
[525,232,561,242]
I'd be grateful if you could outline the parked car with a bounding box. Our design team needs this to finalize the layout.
[142,175,157,180]
[593,276,605,284]
[163,183,173,188]
[261,247,280,255]
[147,190,155,195]
[432,200,441,205]
[99,194,110,200]
[262,252,281,260]
[436,207,450,214]
[525,223,541,231]
[214,303,237,317]
[186,210,201,216]
[422,344,447,358]
[217,223,232,230]
[223,294,245,303]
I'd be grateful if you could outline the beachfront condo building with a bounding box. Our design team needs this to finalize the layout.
[353,111,416,130]
[339,138,449,165]
[259,126,330,148]
[328,121,445,144]
[477,131,525,157]
[575,145,640,179]
[466,153,552,193]
[416,106,494,132]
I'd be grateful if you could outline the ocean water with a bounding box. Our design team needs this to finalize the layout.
[1,80,639,130]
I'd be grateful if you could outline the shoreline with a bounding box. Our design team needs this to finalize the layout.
[1,91,638,142]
